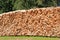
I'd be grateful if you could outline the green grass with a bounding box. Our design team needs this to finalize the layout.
[0,36,59,40]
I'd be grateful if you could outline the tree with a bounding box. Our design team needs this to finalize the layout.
[13,0,37,10]
[0,0,15,13]
[13,0,57,10]
[43,0,57,7]
[0,0,58,13]
[57,0,60,6]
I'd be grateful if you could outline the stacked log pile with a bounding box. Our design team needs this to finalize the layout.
[0,7,60,37]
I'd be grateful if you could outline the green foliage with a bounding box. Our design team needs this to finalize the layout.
[43,0,57,6]
[13,0,57,10]
[13,0,37,10]
[0,0,58,13]
[36,0,57,7]
[0,0,15,13]
[57,0,60,6]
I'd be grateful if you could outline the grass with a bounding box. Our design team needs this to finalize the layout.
[0,36,59,40]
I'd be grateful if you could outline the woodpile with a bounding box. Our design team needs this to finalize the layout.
[0,7,60,37]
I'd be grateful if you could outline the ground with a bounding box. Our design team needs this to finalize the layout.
[0,36,59,40]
